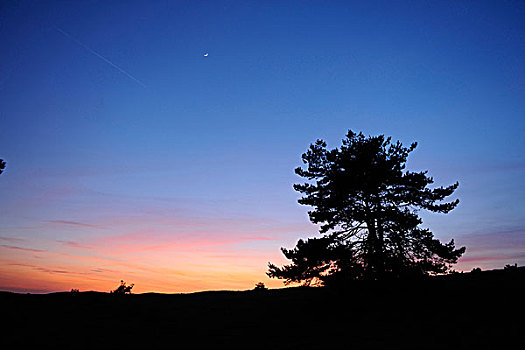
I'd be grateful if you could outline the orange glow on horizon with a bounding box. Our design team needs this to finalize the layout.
[0,232,292,293]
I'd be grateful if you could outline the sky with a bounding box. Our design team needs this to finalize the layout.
[1,0,524,293]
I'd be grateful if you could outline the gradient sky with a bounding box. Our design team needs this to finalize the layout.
[1,0,524,293]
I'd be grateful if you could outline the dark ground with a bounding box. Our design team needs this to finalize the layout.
[2,268,524,349]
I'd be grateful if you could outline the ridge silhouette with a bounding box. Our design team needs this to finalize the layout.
[1,267,523,349]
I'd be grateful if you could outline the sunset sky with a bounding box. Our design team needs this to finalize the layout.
[1,0,524,293]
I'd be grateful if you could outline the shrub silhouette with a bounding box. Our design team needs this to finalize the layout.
[254,282,268,291]
[504,263,517,272]
[111,280,134,294]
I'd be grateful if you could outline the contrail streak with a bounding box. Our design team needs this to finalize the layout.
[54,26,146,88]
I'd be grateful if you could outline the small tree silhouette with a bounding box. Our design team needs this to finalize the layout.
[0,159,5,175]
[111,280,134,294]
[504,263,518,273]
[254,282,268,291]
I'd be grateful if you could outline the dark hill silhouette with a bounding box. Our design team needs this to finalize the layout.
[1,267,524,349]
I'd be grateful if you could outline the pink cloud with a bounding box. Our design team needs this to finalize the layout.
[0,245,47,253]
[459,252,525,263]
[56,240,93,249]
[45,220,103,229]
[89,229,276,256]
[76,212,312,254]
[0,236,25,243]
[7,263,86,276]
[454,228,525,270]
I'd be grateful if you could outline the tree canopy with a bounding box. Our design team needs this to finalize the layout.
[268,130,465,286]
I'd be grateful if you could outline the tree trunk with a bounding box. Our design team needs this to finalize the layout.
[375,196,385,279]
[365,219,378,279]
[376,218,385,279]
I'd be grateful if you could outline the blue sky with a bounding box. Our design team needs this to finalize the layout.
[1,0,524,292]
